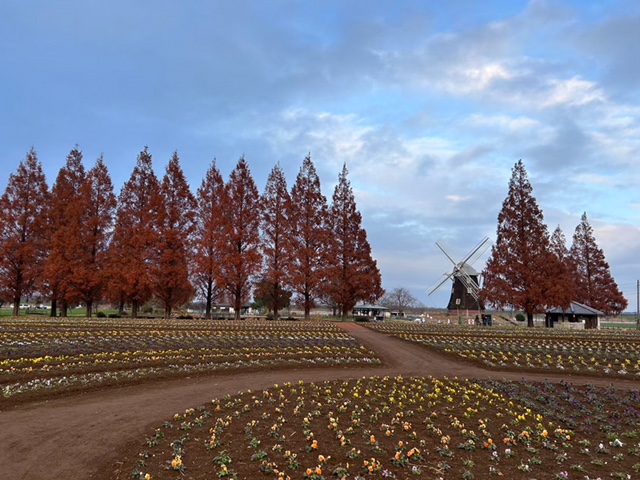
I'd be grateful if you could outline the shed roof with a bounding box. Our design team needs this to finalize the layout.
[353,304,389,310]
[547,301,603,316]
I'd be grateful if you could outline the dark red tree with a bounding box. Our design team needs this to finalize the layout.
[66,155,117,317]
[547,225,574,312]
[326,164,383,320]
[253,276,292,315]
[107,147,160,318]
[569,212,627,315]
[44,146,86,317]
[260,164,292,320]
[194,160,227,319]
[219,157,262,320]
[152,152,197,318]
[481,160,563,327]
[0,148,49,316]
[287,155,331,320]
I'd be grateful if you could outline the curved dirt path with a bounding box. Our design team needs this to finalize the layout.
[2,323,639,480]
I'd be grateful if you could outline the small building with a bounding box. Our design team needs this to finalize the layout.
[545,302,603,330]
[352,304,388,321]
[446,264,482,312]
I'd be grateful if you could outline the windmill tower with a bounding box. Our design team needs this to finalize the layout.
[428,237,491,311]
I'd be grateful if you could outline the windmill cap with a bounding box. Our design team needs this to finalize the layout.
[456,263,479,276]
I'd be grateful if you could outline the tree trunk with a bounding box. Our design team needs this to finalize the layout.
[60,301,68,318]
[234,287,242,320]
[527,311,534,328]
[86,301,93,318]
[12,295,20,317]
[205,280,213,320]
[304,293,311,321]
[164,306,171,319]
[50,298,58,317]
[273,281,280,321]
[132,300,139,319]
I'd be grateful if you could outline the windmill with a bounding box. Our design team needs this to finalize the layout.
[428,237,491,311]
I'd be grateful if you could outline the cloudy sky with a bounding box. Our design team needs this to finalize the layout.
[1,0,639,311]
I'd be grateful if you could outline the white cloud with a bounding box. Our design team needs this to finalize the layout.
[445,194,472,202]
[541,76,606,108]
[463,113,540,131]
[571,173,617,187]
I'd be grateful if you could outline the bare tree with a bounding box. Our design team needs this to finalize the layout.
[381,287,421,315]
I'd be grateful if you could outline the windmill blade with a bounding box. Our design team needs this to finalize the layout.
[435,242,458,266]
[460,236,491,267]
[465,236,491,266]
[456,268,480,301]
[428,271,455,296]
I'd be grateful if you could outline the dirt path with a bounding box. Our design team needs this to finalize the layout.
[2,323,639,480]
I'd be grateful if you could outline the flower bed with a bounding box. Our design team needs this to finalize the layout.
[366,323,640,379]
[0,318,380,402]
[124,375,640,479]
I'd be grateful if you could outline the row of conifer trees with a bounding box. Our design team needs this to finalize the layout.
[0,146,383,319]
[481,160,627,323]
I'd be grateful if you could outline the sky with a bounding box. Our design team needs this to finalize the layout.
[1,0,639,311]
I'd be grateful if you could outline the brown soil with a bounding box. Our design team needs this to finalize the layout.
[2,323,639,480]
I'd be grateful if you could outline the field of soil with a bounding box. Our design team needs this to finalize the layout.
[2,322,639,480]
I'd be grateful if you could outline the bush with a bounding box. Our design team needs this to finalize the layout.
[96,311,106,318]
[108,313,120,318]
[177,314,194,319]
[354,316,370,322]
[515,313,525,322]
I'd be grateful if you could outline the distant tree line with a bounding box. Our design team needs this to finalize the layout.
[481,160,627,325]
[0,147,383,320]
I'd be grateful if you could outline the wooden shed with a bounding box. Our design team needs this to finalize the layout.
[352,304,388,321]
[545,301,603,329]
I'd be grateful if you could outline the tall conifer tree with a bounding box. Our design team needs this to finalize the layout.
[260,164,292,320]
[45,146,86,317]
[481,160,563,327]
[569,212,627,315]
[0,148,49,316]
[67,155,116,316]
[326,164,383,320]
[194,161,226,319]
[153,152,197,318]
[287,155,330,320]
[547,225,574,312]
[219,157,262,320]
[108,147,160,318]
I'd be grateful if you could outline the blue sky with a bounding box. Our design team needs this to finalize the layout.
[1,0,639,311]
